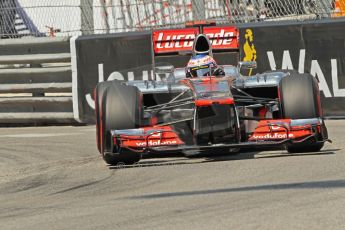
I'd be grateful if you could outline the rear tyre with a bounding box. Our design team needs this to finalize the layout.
[279,72,324,153]
[101,82,141,165]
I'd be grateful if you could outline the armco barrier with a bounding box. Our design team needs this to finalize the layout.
[0,37,74,123]
[72,19,345,123]
[71,31,153,123]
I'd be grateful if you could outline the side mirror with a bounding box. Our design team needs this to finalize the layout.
[155,65,174,74]
[238,61,257,76]
[238,61,257,70]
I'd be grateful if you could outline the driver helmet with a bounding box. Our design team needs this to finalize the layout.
[186,54,218,78]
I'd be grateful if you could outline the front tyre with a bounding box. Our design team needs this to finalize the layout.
[101,83,142,165]
[279,72,325,153]
[95,81,116,153]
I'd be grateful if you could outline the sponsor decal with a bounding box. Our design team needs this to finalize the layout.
[242,28,256,76]
[153,26,238,53]
[203,27,238,48]
[149,132,162,138]
[153,28,198,53]
[270,125,281,130]
[243,28,257,62]
[251,133,294,140]
[134,139,178,147]
[187,55,215,67]
[117,127,184,148]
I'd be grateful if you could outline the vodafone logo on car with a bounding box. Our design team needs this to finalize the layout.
[135,139,178,147]
[251,133,294,140]
[153,26,239,53]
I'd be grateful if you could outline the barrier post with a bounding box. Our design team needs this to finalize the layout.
[192,0,206,20]
[0,0,17,38]
[80,0,94,35]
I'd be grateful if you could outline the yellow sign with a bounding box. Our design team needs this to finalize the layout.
[243,29,256,75]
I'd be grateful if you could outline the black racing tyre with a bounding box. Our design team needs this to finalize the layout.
[280,72,320,119]
[285,141,324,153]
[103,150,141,166]
[101,83,142,165]
[95,81,116,153]
[279,72,324,153]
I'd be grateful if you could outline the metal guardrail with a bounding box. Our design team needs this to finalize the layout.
[0,37,74,124]
[0,53,71,65]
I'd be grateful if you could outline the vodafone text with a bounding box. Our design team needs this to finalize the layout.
[251,133,294,139]
[135,139,178,147]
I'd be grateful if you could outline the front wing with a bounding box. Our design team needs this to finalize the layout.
[111,118,329,155]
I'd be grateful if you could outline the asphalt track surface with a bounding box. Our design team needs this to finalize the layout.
[0,120,345,230]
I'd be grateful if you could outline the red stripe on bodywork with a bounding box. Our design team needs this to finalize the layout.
[195,98,234,106]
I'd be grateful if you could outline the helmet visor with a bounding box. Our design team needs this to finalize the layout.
[189,65,212,77]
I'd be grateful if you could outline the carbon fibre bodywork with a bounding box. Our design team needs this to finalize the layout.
[108,73,328,156]
[126,67,287,93]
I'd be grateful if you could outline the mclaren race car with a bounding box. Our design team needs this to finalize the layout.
[95,24,329,165]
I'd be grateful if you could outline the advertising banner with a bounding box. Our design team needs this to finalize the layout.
[239,19,345,117]
[72,31,153,123]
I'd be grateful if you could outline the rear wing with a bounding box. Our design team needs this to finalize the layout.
[152,26,240,74]
[152,26,239,55]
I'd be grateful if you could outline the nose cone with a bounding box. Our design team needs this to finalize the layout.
[193,34,213,56]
